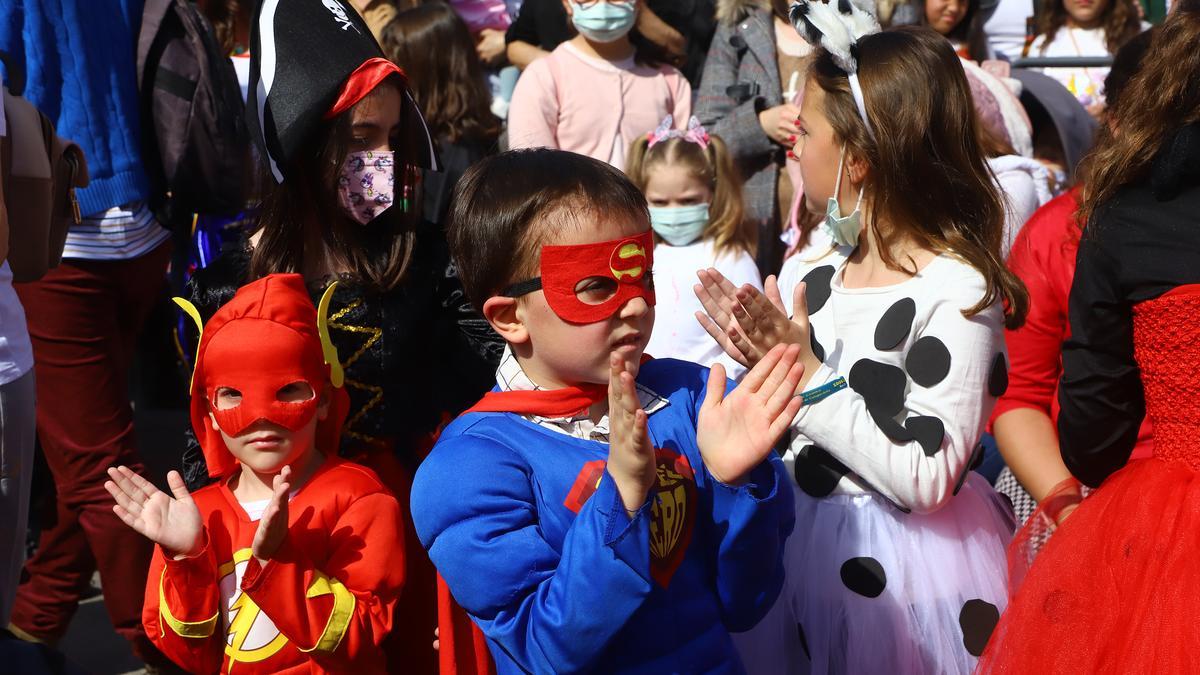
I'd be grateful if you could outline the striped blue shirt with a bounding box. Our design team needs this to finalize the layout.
[62,201,171,261]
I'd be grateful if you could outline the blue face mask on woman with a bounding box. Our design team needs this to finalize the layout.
[570,1,637,43]
[824,144,865,248]
[648,203,710,246]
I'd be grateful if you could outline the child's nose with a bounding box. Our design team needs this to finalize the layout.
[619,296,650,319]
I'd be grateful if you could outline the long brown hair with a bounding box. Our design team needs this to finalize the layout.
[380,3,501,145]
[625,133,756,257]
[249,78,421,292]
[1080,5,1200,226]
[1036,0,1141,54]
[811,26,1028,327]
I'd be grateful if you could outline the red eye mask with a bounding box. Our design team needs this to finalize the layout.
[203,319,326,437]
[186,273,350,478]
[503,231,656,324]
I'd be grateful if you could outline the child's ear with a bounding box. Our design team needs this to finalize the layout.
[846,150,871,186]
[317,384,332,421]
[561,0,574,17]
[483,295,530,345]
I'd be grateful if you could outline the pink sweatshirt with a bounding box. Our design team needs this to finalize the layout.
[507,42,692,171]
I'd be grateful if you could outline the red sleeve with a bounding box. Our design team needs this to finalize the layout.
[142,535,224,674]
[240,491,406,670]
[990,195,1077,427]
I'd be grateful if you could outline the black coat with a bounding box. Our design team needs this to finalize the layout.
[1059,123,1200,487]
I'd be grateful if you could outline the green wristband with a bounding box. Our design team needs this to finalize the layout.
[795,376,847,406]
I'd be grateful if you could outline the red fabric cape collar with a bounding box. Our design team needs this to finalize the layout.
[467,356,652,418]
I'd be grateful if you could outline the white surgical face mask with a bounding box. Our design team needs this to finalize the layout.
[570,1,637,43]
[823,145,864,247]
[648,203,710,246]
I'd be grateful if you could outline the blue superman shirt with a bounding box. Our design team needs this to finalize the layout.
[411,358,795,674]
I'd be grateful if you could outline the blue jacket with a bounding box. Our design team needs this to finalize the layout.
[0,0,149,216]
[411,358,795,674]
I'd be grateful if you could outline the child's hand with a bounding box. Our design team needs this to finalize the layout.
[252,466,292,566]
[106,467,203,559]
[606,352,657,515]
[694,268,756,368]
[477,28,507,67]
[697,344,805,486]
[697,269,819,377]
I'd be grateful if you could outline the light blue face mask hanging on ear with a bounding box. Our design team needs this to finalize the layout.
[823,144,865,248]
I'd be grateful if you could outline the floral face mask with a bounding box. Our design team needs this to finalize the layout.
[337,150,396,225]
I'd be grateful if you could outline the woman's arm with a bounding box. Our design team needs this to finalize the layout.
[991,213,1074,501]
[506,40,548,69]
[993,408,1071,501]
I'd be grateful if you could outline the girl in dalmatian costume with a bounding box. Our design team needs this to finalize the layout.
[695,2,1028,672]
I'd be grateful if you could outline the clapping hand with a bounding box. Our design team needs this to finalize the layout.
[106,467,203,559]
[697,344,806,485]
[252,465,292,566]
[606,352,658,515]
[695,269,816,375]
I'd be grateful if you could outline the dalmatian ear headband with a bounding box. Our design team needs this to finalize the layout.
[789,0,881,137]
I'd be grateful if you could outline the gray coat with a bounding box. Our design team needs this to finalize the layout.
[696,0,785,275]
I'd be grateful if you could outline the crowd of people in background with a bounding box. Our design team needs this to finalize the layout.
[0,0,1197,672]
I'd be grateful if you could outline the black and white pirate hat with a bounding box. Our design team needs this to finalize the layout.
[247,0,439,183]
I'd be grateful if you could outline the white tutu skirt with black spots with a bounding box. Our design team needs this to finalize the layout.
[733,473,1014,675]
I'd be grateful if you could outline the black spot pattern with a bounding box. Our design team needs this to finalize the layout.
[849,359,907,418]
[958,599,1000,657]
[802,265,836,315]
[874,298,916,350]
[988,353,1008,397]
[793,445,850,498]
[797,623,812,660]
[840,557,887,598]
[810,331,826,363]
[953,444,986,495]
[867,410,944,457]
[905,336,951,387]
[970,442,986,470]
[904,416,945,456]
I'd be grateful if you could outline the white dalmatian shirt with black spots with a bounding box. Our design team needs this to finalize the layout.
[777,247,1010,514]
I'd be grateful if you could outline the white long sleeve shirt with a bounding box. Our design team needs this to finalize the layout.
[778,248,1008,513]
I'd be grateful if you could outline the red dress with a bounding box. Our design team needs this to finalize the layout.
[978,285,1200,672]
[143,457,405,673]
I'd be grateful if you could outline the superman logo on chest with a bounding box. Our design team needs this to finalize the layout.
[563,448,696,588]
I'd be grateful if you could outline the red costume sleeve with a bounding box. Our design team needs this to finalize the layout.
[142,535,224,674]
[991,195,1077,426]
[240,491,406,670]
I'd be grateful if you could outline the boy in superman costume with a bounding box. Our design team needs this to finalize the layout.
[411,149,805,674]
[104,274,405,673]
